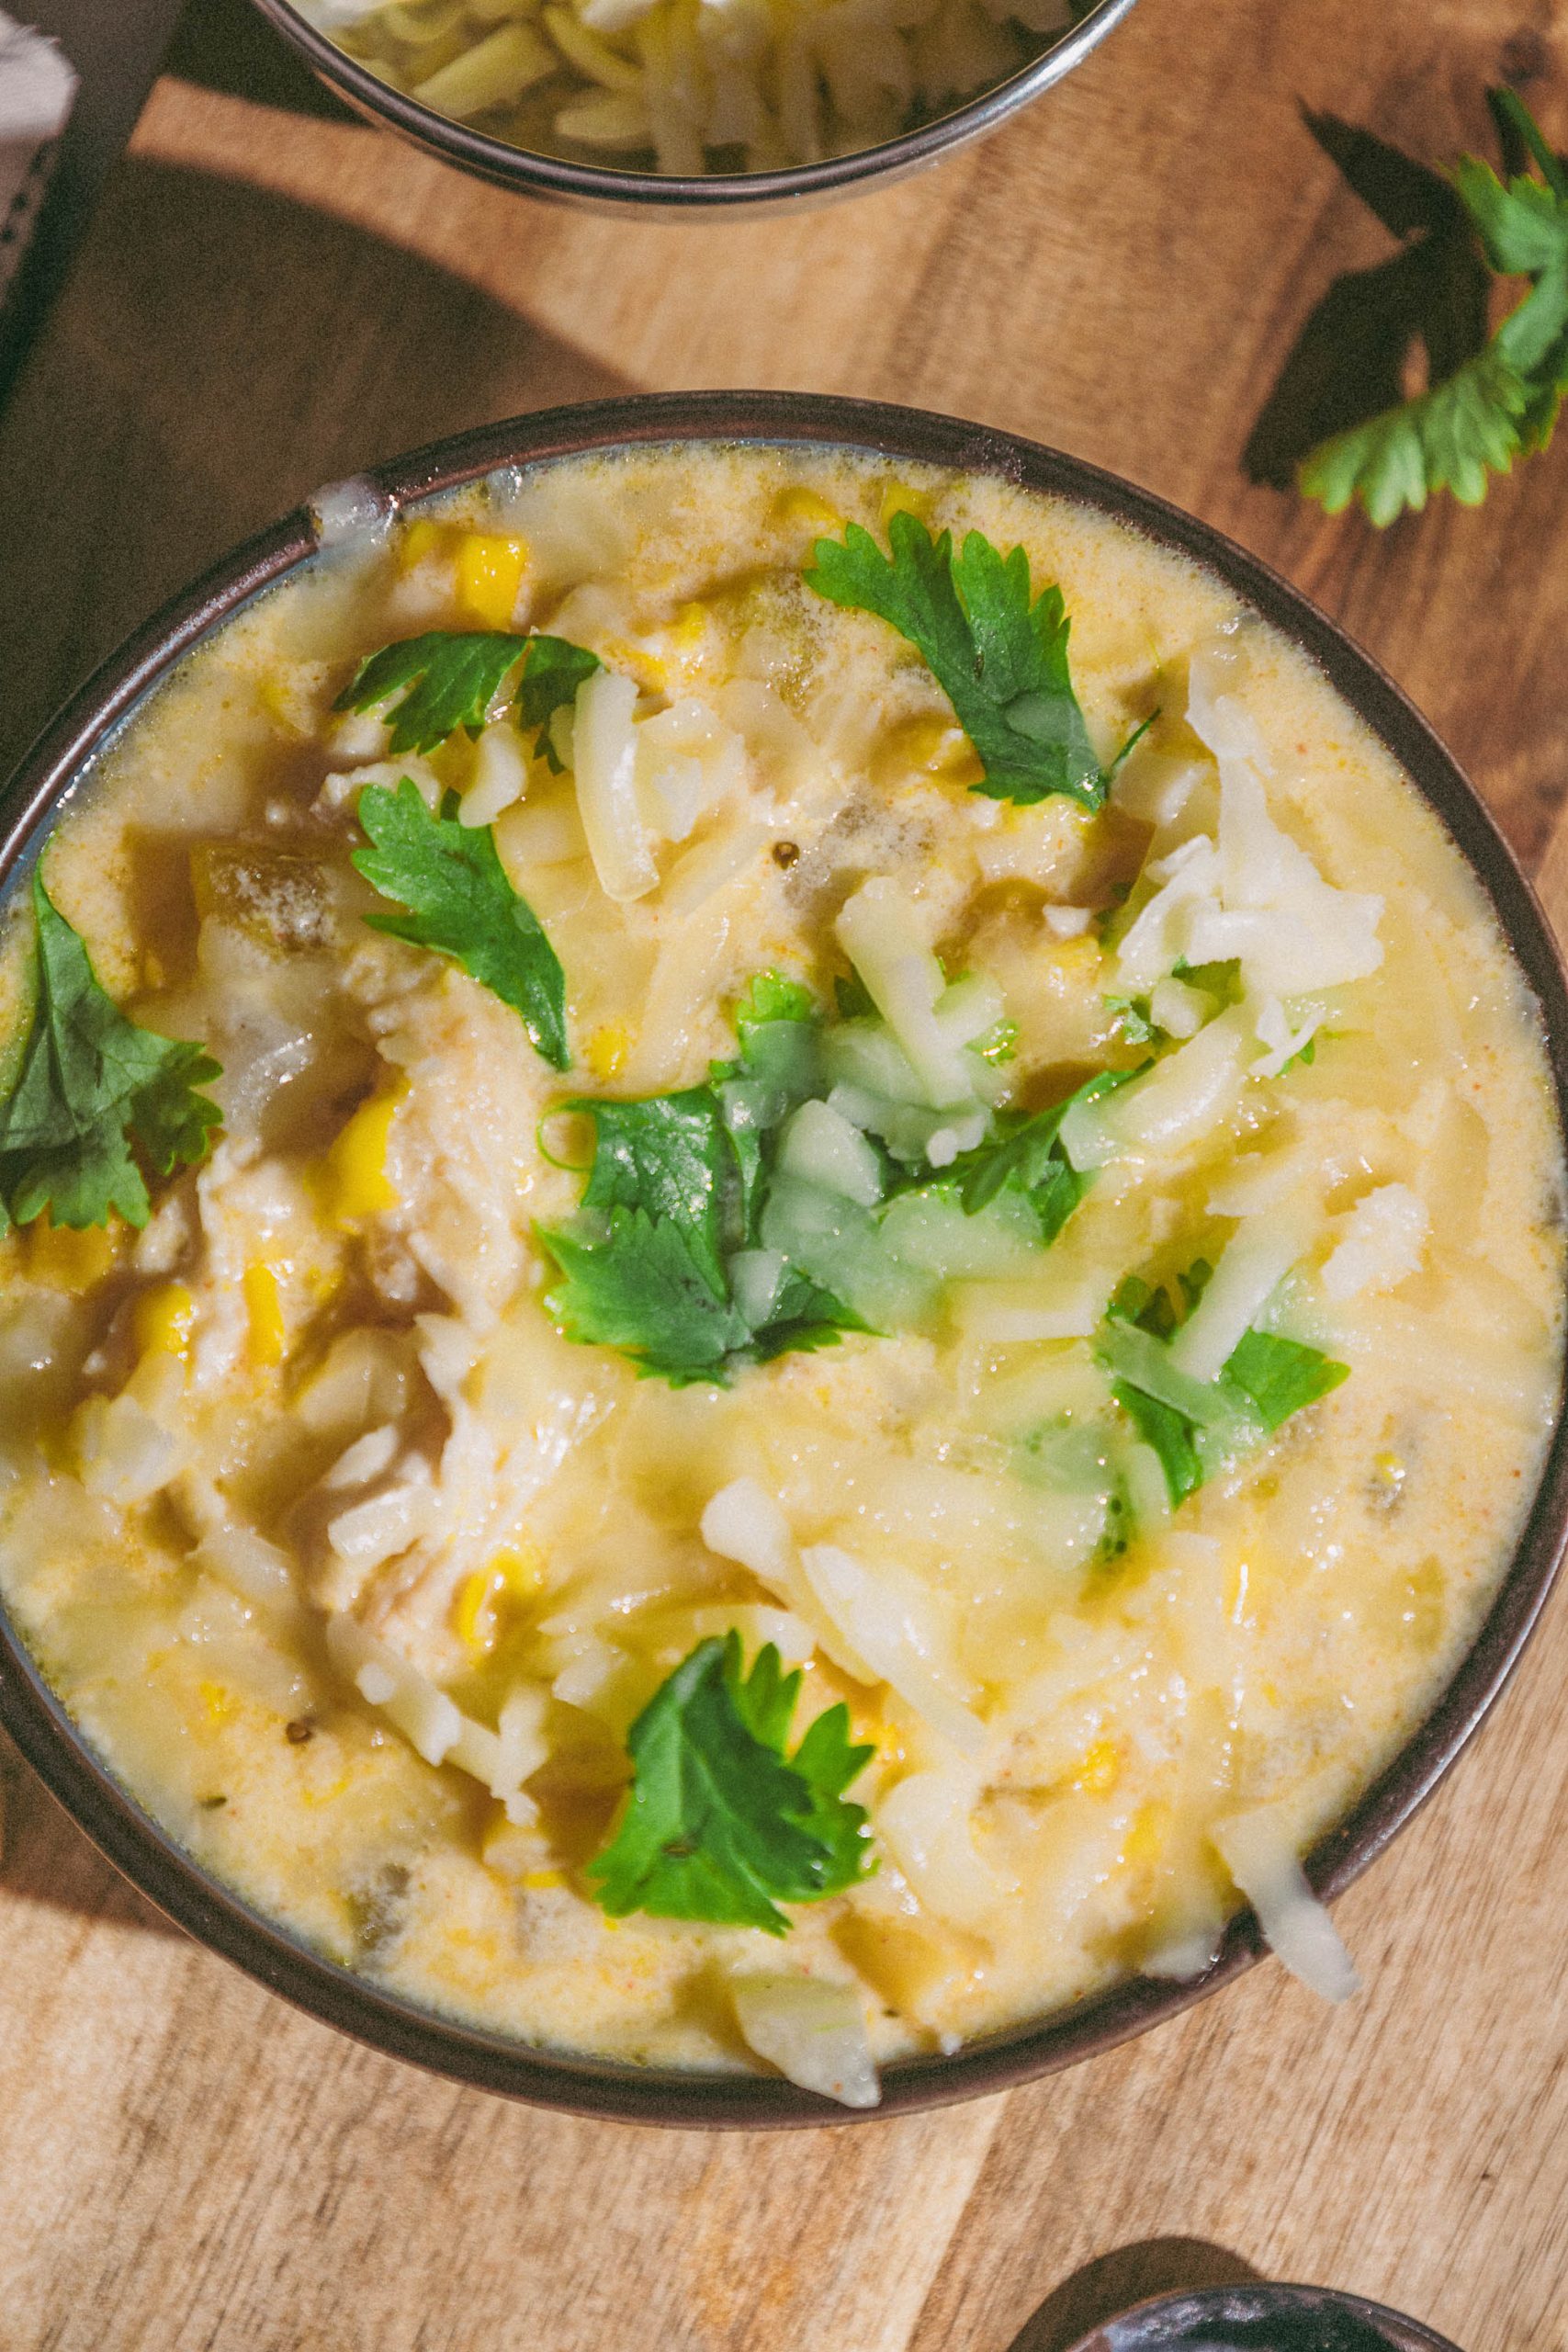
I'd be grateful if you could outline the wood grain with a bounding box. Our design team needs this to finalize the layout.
[1,2,1567,2346]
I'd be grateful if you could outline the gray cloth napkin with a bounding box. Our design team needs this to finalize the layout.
[0,10,78,313]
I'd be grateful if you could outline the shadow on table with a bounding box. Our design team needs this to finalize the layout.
[1006,2238,1265,2352]
[164,0,362,123]
[0,1733,182,1939]
[0,152,629,779]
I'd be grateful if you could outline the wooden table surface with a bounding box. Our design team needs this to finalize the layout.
[3,3,1568,2346]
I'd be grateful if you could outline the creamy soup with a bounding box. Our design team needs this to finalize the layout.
[299,0,1071,175]
[0,446,1561,2109]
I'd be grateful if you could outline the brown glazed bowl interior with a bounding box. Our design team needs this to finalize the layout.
[248,0,1141,215]
[1065,2283,1464,2352]
[3,392,1566,2129]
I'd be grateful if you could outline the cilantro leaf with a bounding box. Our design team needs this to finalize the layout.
[805,512,1105,808]
[749,1265,867,1362]
[537,977,852,1384]
[1245,110,1490,492]
[0,875,222,1232]
[1113,1382,1204,1507]
[564,1087,735,1293]
[334,629,603,766]
[334,631,527,757]
[1298,342,1543,522]
[834,972,875,1021]
[948,1068,1135,1239]
[1223,1328,1349,1430]
[1100,1261,1347,1506]
[1283,90,1568,523]
[1105,995,1157,1046]
[540,1205,751,1383]
[515,635,603,773]
[585,1633,874,1934]
[353,781,569,1069]
[735,970,818,1035]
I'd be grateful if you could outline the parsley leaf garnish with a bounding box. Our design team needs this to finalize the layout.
[1263,90,1568,524]
[805,512,1107,808]
[585,1633,875,1935]
[0,875,222,1231]
[352,781,570,1069]
[1100,1262,1348,1505]
[333,629,602,763]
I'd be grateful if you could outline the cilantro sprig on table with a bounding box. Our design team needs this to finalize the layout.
[538,976,859,1384]
[334,629,602,762]
[585,1633,875,1935]
[0,875,222,1232]
[352,782,570,1069]
[1250,89,1568,524]
[806,513,1124,808]
[1100,1263,1349,1506]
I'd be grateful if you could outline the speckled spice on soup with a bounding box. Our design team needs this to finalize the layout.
[0,447,1561,2106]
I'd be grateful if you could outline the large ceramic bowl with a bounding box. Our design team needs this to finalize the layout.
[3,392,1566,2128]
[248,0,1141,215]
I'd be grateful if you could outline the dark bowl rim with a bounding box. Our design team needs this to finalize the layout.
[3,390,1566,2131]
[1067,2281,1463,2352]
[245,0,1142,210]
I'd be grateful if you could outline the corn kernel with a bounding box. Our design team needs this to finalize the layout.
[25,1215,120,1294]
[400,517,446,570]
[133,1282,196,1363]
[454,1569,498,1656]
[321,1087,401,1227]
[584,1023,631,1082]
[879,478,930,532]
[880,713,985,788]
[243,1262,288,1369]
[649,602,711,685]
[1124,1799,1170,1868]
[258,670,317,740]
[773,484,842,535]
[1075,1736,1121,1794]
[601,634,668,695]
[456,533,528,629]
[198,1679,233,1725]
[524,1868,567,1892]
[852,1713,903,1764]
[1374,1450,1407,1491]
[1055,933,1101,979]
[491,1543,547,1596]
[454,1545,546,1655]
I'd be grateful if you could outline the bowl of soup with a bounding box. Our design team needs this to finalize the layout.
[1061,2285,1462,2352]
[2,393,1565,2126]
[248,0,1140,209]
